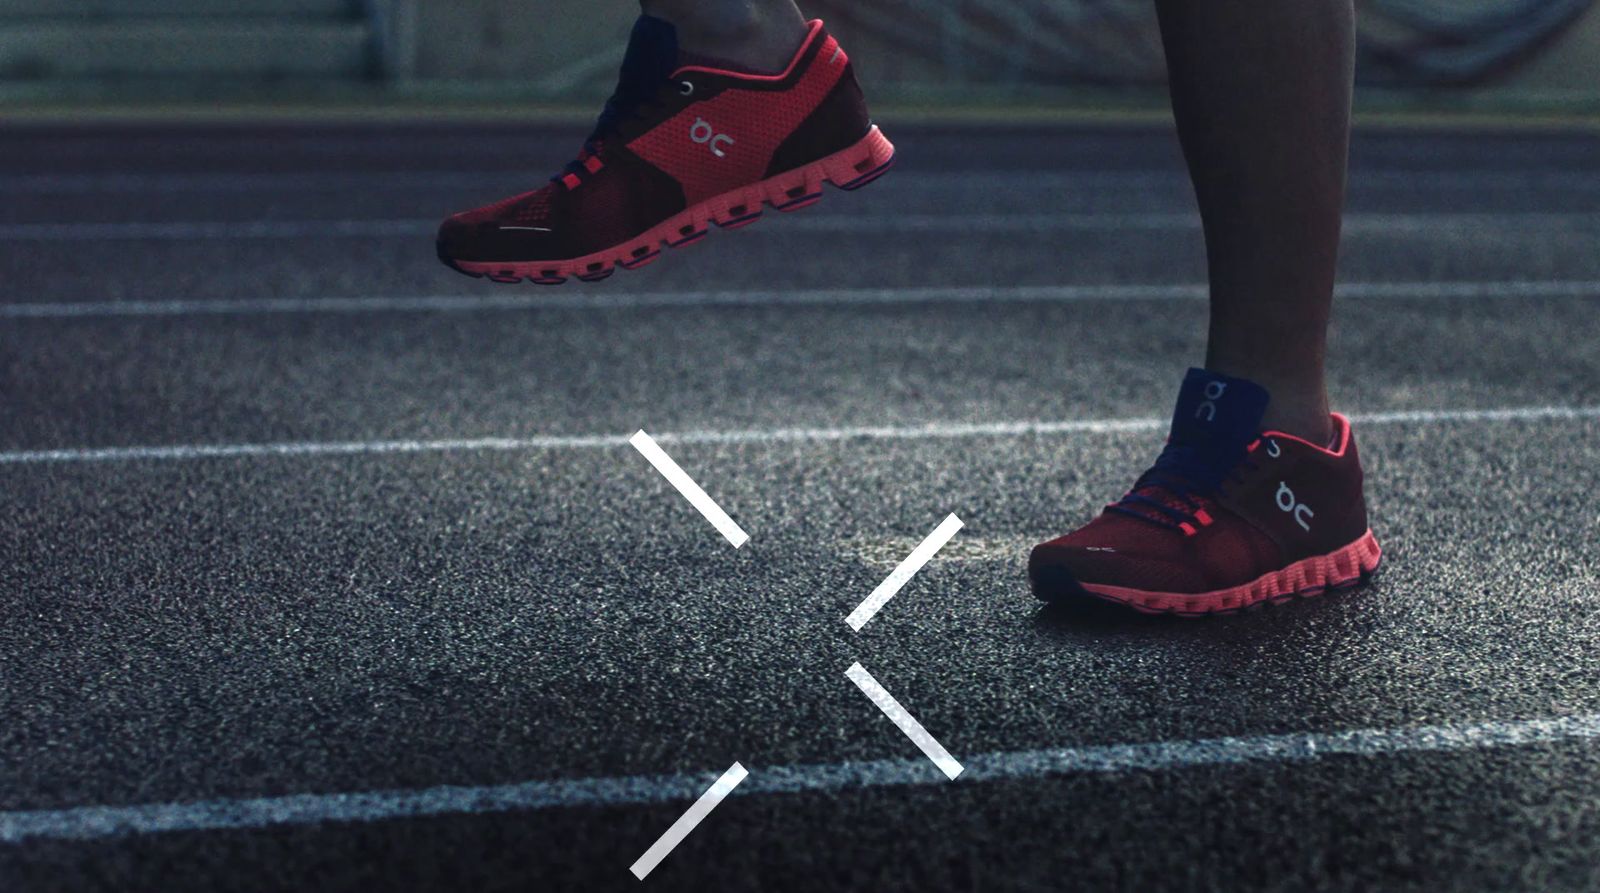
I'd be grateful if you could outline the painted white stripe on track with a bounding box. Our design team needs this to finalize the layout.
[2,405,1597,466]
[0,171,555,194]
[0,219,435,240]
[2,212,1595,242]
[2,712,1596,844]
[3,279,1597,320]
[2,168,1595,194]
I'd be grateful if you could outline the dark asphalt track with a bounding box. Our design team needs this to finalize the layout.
[2,119,1599,892]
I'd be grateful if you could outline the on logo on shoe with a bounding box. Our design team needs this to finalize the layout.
[1276,481,1314,532]
[690,118,735,157]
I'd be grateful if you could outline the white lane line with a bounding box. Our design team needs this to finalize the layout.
[0,171,557,194]
[4,279,1596,320]
[629,430,749,549]
[3,168,1596,194]
[4,404,1599,466]
[846,514,964,631]
[0,435,629,464]
[846,662,964,781]
[3,712,1597,844]
[784,211,1600,234]
[3,212,1596,241]
[0,219,435,241]
[629,761,747,880]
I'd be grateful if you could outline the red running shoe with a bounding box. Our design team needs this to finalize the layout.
[436,16,893,285]
[1029,368,1382,617]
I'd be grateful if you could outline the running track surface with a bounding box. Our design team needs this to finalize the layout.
[2,120,1599,892]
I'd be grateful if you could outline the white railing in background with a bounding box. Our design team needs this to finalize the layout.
[365,0,417,83]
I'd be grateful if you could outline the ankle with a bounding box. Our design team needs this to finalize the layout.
[1235,375,1330,444]
[642,1,808,73]
[1259,402,1333,446]
[1200,359,1332,444]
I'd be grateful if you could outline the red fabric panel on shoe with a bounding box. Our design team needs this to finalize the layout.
[556,149,689,255]
[454,186,556,227]
[765,63,871,178]
[1040,513,1208,592]
[1218,416,1369,566]
[1193,510,1281,589]
[626,35,847,205]
[1035,502,1282,594]
[438,143,688,263]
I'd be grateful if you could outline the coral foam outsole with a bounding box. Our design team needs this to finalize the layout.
[1042,529,1384,618]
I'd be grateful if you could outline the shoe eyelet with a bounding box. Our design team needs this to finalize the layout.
[678,80,694,96]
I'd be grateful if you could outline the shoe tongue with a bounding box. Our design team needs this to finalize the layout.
[1167,367,1270,457]
[617,15,680,89]
[586,15,678,144]
[1113,369,1269,524]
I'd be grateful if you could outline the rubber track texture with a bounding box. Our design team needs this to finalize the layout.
[442,126,895,285]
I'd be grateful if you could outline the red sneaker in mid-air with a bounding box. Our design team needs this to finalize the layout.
[437,16,893,284]
[1029,369,1382,617]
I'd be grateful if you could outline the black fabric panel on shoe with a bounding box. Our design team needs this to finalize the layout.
[764,64,871,179]
[585,16,680,146]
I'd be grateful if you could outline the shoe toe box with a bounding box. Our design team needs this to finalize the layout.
[1027,525,1207,601]
[436,184,567,264]
[438,213,569,264]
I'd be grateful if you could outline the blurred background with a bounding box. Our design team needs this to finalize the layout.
[5,5,1600,893]
[2,0,1599,119]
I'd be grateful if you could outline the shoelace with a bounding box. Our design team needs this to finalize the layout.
[551,89,664,186]
[552,37,677,187]
[1106,439,1261,533]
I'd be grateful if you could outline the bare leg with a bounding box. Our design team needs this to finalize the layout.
[640,0,807,72]
[1153,0,1356,444]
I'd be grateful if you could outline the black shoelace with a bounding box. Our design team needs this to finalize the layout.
[553,16,677,185]
[553,82,667,183]
[1106,440,1260,531]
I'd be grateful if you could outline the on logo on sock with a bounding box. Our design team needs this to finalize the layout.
[1194,380,1227,422]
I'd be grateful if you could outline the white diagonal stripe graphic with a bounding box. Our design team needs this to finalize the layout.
[628,761,747,880]
[846,513,963,630]
[846,662,963,780]
[629,430,749,548]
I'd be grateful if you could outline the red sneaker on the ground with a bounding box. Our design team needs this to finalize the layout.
[1029,369,1382,617]
[436,16,893,285]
